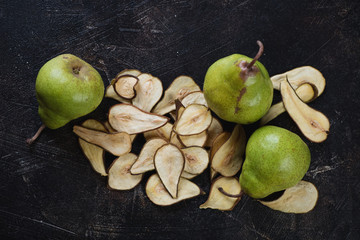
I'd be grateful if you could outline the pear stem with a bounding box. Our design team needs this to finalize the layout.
[26,124,46,145]
[246,40,264,70]
[218,187,244,198]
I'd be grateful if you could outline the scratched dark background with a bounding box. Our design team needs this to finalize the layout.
[1,0,360,239]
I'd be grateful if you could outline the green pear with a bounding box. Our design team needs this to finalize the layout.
[239,126,311,199]
[203,41,273,124]
[27,54,104,144]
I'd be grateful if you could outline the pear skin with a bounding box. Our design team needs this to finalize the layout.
[239,126,311,199]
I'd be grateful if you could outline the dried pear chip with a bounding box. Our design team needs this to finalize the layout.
[211,125,246,177]
[210,132,231,160]
[169,131,185,149]
[271,66,325,97]
[132,73,163,112]
[105,84,132,103]
[154,144,185,198]
[281,81,330,142]
[146,174,201,206]
[103,120,137,143]
[178,131,208,147]
[112,69,141,84]
[175,99,185,120]
[113,74,138,100]
[79,119,107,176]
[73,126,131,156]
[130,138,168,175]
[210,168,219,181]
[181,91,208,107]
[108,103,169,134]
[259,181,318,213]
[143,122,173,141]
[181,171,197,179]
[182,146,209,175]
[174,104,212,136]
[260,83,316,125]
[200,177,241,211]
[205,117,223,147]
[153,75,201,115]
[108,153,143,190]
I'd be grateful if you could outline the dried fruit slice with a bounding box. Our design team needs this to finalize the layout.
[259,181,318,213]
[103,121,137,143]
[153,76,201,115]
[105,84,132,103]
[130,138,168,175]
[211,125,246,177]
[154,144,185,198]
[146,174,201,206]
[78,119,107,176]
[205,117,223,147]
[260,83,316,125]
[73,126,131,156]
[169,131,185,149]
[174,104,212,136]
[108,104,169,134]
[181,91,208,107]
[181,171,197,179]
[178,131,207,147]
[200,177,241,211]
[113,74,138,100]
[182,146,209,175]
[112,69,141,84]
[271,66,326,97]
[108,153,143,190]
[132,73,163,112]
[281,81,330,142]
[210,132,231,160]
[143,122,173,141]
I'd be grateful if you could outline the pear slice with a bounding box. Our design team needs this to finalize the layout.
[73,126,131,156]
[210,132,231,160]
[103,120,137,143]
[205,117,223,147]
[181,171,197,179]
[259,181,318,213]
[260,83,316,125]
[146,174,201,206]
[78,119,107,176]
[108,103,169,134]
[154,144,185,198]
[178,131,208,147]
[108,153,143,190]
[281,81,330,142]
[169,131,185,149]
[182,146,209,175]
[132,73,163,112]
[152,76,201,115]
[211,125,246,177]
[173,104,212,136]
[181,91,208,107]
[112,69,141,84]
[113,74,138,100]
[143,122,173,141]
[105,84,132,103]
[210,168,219,181]
[130,138,168,175]
[200,177,241,211]
[174,99,185,120]
[271,66,326,97]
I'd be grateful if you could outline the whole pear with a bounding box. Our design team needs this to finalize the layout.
[203,41,273,124]
[239,126,311,199]
[27,54,104,144]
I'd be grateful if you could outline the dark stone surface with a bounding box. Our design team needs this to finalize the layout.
[1,0,360,239]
